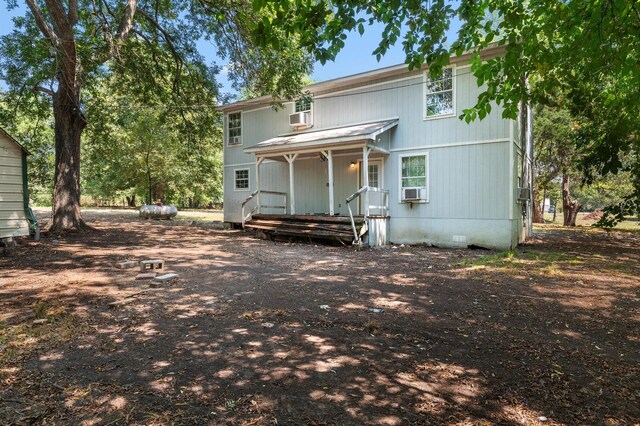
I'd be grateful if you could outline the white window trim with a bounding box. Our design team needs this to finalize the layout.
[423,65,456,121]
[226,111,243,147]
[398,151,430,204]
[233,167,250,192]
[292,97,314,128]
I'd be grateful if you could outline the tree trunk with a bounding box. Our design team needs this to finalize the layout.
[24,0,138,233]
[145,152,152,205]
[532,187,545,223]
[562,174,581,226]
[47,87,88,233]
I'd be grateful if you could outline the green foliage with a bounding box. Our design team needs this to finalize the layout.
[533,104,636,224]
[82,96,223,207]
[80,45,224,207]
[0,91,54,204]
[533,106,576,182]
[572,173,634,212]
[459,249,573,270]
[0,0,313,213]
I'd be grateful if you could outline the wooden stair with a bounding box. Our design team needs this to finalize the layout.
[244,214,365,244]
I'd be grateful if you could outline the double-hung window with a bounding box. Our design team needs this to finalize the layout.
[227,112,242,146]
[294,98,312,113]
[234,168,249,191]
[424,67,454,118]
[399,153,429,202]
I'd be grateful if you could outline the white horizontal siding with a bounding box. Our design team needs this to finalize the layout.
[0,134,29,239]
[0,193,23,202]
[0,156,22,167]
[0,202,25,211]
[0,174,23,185]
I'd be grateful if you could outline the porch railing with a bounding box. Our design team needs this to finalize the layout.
[345,186,389,244]
[241,190,287,228]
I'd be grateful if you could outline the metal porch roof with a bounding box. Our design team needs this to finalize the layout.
[244,118,398,155]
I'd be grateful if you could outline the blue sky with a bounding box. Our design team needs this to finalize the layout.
[0,5,457,100]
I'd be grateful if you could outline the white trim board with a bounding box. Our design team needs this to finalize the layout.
[390,216,513,221]
[224,160,277,168]
[508,115,515,220]
[389,138,509,153]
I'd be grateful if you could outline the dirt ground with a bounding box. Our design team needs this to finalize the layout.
[1,213,639,425]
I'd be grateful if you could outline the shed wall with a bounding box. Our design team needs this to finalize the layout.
[0,134,29,238]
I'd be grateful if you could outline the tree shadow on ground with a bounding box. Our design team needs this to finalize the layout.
[0,221,638,425]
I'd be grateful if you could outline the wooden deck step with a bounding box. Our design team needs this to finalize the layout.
[245,214,364,244]
[252,214,363,225]
[247,219,353,232]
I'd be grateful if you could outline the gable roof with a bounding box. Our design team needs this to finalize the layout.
[0,126,30,155]
[218,44,506,113]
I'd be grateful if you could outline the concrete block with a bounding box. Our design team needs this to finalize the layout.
[116,260,139,269]
[156,273,178,281]
[140,259,164,272]
[135,272,156,280]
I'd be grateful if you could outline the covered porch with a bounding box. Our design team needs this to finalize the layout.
[241,119,397,244]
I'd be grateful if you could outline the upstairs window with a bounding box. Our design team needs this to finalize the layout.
[227,112,242,146]
[424,67,454,118]
[295,98,312,113]
[291,97,313,129]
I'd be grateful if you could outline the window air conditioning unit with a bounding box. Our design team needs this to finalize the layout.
[229,136,241,145]
[517,187,531,201]
[402,187,424,202]
[289,112,312,129]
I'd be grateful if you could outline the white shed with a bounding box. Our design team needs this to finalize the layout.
[0,127,36,240]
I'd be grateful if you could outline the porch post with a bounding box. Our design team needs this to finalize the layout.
[362,146,371,216]
[285,154,298,214]
[322,150,335,215]
[255,157,264,213]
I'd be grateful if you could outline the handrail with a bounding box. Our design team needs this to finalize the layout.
[241,190,260,208]
[345,185,389,244]
[241,190,287,228]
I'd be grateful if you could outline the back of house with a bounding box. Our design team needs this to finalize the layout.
[0,128,31,240]
[220,46,533,250]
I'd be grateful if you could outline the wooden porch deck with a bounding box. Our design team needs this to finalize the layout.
[244,214,365,244]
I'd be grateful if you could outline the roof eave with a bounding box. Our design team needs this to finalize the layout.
[244,136,371,155]
[0,126,31,155]
[218,43,506,113]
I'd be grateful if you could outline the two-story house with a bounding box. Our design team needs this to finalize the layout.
[219,45,533,249]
